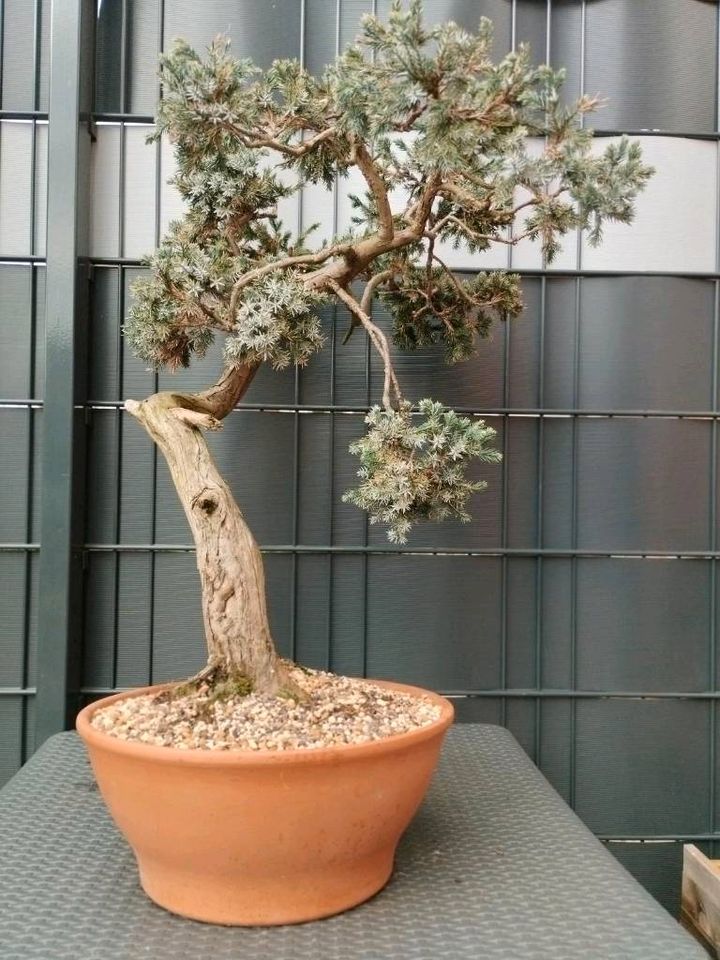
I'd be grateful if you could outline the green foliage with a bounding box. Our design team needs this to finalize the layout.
[224,271,328,369]
[126,2,653,539]
[381,266,523,362]
[124,221,233,368]
[330,2,652,261]
[344,400,502,543]
[171,145,291,233]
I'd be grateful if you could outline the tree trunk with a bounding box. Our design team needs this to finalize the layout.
[125,364,297,696]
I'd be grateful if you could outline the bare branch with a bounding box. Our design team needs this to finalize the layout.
[394,101,429,132]
[432,215,531,248]
[351,139,394,240]
[226,123,339,158]
[328,280,402,410]
[410,172,442,233]
[341,269,395,345]
[430,253,475,306]
[360,269,395,315]
[194,363,258,419]
[228,243,350,319]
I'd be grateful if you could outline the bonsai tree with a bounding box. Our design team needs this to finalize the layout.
[124,1,651,698]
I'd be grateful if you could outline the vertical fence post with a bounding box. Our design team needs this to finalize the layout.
[35,0,93,746]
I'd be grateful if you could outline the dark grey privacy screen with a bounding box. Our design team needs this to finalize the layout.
[2,0,720,919]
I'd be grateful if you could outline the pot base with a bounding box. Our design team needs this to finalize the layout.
[139,847,395,925]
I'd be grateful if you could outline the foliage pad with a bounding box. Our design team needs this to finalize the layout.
[344,401,502,543]
[125,1,652,540]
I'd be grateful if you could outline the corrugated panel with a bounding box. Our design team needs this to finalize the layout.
[32,124,48,257]
[578,278,715,411]
[574,699,711,836]
[0,411,31,543]
[115,554,154,687]
[576,559,710,692]
[575,419,710,552]
[31,268,46,404]
[368,302,508,408]
[541,278,581,408]
[297,414,334,545]
[505,418,540,547]
[0,121,47,258]
[365,555,503,689]
[148,551,293,681]
[330,414,369,545]
[328,554,366,675]
[95,0,159,115]
[378,1,514,52]
[0,267,33,397]
[123,126,157,258]
[164,0,302,66]
[83,553,116,690]
[504,557,538,688]
[538,698,575,802]
[540,559,574,688]
[539,419,575,548]
[581,138,718,274]
[548,0,583,105]
[507,280,543,406]
[0,0,50,112]
[0,122,33,256]
[294,553,332,668]
[0,697,24,786]
[584,0,717,133]
[0,556,27,686]
[151,411,297,544]
[89,125,121,258]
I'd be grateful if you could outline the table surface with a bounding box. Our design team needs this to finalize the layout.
[0,725,706,960]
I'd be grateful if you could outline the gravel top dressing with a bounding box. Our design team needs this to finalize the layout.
[90,668,442,751]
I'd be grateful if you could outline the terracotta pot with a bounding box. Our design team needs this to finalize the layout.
[76,679,454,926]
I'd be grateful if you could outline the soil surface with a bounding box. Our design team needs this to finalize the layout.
[90,667,442,751]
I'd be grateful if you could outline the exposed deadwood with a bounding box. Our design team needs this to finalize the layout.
[126,364,299,697]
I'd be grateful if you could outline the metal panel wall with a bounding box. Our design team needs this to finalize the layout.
[2,0,719,917]
[0,0,49,786]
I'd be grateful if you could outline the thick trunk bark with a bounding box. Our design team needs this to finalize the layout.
[126,364,296,696]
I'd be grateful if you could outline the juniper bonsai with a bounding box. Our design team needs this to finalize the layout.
[125,1,652,697]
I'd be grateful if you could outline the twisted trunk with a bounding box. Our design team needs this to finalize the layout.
[126,364,297,696]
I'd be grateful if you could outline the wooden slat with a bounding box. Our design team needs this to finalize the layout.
[681,844,720,956]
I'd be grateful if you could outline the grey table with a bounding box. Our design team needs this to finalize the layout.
[0,725,706,960]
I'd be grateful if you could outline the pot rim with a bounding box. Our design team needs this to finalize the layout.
[76,677,454,766]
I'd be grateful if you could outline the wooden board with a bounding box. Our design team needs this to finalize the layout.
[681,844,720,957]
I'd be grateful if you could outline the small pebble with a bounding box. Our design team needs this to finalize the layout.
[90,667,441,752]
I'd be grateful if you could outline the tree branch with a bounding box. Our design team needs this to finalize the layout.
[193,363,258,419]
[360,269,394,315]
[431,216,531,248]
[227,243,350,319]
[341,269,395,345]
[328,280,402,410]
[226,123,339,158]
[410,172,442,232]
[430,253,475,306]
[351,139,394,241]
